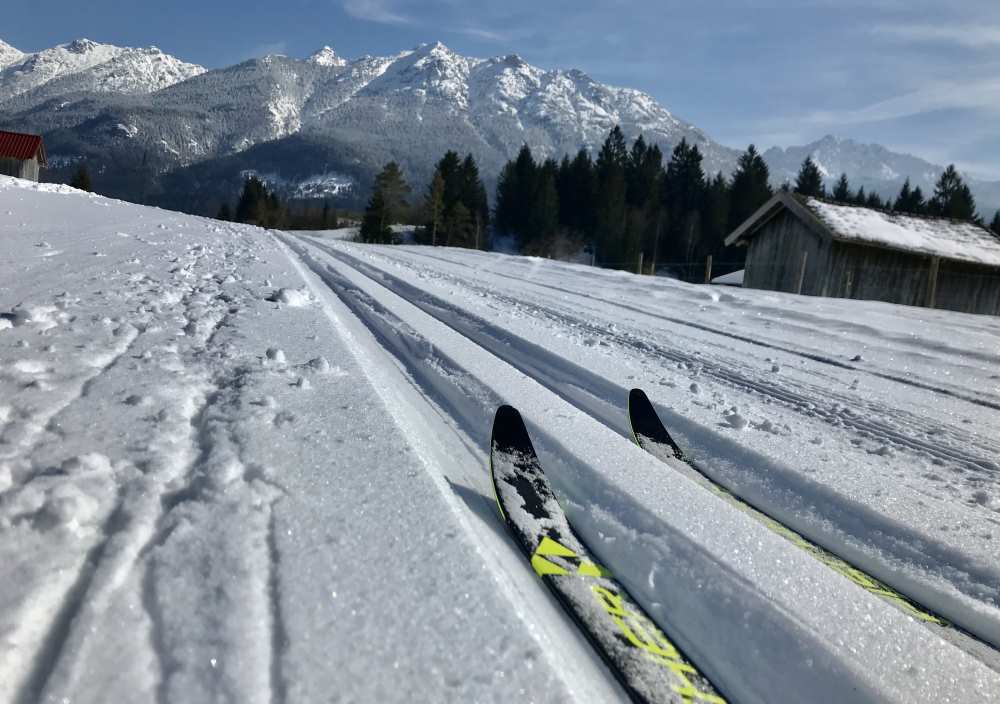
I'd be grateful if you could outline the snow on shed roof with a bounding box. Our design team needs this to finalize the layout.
[805,198,1000,268]
[725,191,1000,268]
[0,130,46,165]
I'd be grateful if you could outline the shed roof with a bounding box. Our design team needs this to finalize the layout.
[726,191,1000,268]
[0,130,47,166]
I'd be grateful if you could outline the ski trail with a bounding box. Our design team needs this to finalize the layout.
[294,236,1000,656]
[274,233,627,703]
[390,246,1000,409]
[280,234,1000,704]
[367,245,1000,464]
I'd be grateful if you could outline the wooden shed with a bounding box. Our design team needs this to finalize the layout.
[0,130,47,182]
[725,191,1000,316]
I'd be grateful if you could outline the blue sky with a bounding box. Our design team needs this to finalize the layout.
[4,0,999,178]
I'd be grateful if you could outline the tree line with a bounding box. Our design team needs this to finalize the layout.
[245,131,1000,257]
[792,156,988,225]
[359,151,490,247]
[216,175,343,230]
[493,127,773,278]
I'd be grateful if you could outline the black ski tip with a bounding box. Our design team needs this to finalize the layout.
[628,388,684,459]
[492,405,535,455]
[628,387,649,412]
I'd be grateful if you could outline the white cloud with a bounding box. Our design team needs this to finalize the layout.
[342,0,412,25]
[801,77,1000,126]
[873,24,1000,48]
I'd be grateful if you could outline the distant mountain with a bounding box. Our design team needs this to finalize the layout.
[0,39,24,70]
[0,39,204,104]
[0,37,996,218]
[764,136,1000,216]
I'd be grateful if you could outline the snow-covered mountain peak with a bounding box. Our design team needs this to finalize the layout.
[0,39,25,70]
[0,38,203,102]
[309,46,347,67]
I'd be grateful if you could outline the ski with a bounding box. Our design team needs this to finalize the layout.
[627,387,947,627]
[490,405,727,704]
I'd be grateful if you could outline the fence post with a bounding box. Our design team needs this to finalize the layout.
[637,251,644,275]
[927,256,940,308]
[704,255,713,284]
[796,251,809,295]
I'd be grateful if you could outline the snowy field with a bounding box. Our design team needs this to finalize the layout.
[1,176,999,703]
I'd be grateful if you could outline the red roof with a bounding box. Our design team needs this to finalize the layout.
[0,130,47,166]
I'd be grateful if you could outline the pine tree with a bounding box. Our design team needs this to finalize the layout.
[360,162,410,244]
[910,186,926,215]
[70,165,92,192]
[561,149,597,238]
[728,145,773,233]
[929,165,977,221]
[927,164,977,221]
[235,176,269,224]
[833,173,851,202]
[594,127,629,264]
[991,211,1000,237]
[893,179,912,212]
[424,170,446,245]
[852,186,866,206]
[794,157,825,198]
[495,145,538,240]
[663,139,706,270]
[701,172,731,265]
[216,203,232,221]
[459,154,489,249]
[865,191,884,209]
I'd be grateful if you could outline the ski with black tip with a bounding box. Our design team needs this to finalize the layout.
[627,387,947,627]
[490,404,727,704]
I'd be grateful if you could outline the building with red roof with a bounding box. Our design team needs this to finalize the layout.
[0,130,47,182]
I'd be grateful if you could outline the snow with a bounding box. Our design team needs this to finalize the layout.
[807,198,1000,267]
[0,38,203,102]
[711,269,744,286]
[1,174,1000,702]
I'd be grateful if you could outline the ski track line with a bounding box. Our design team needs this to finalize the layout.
[359,245,1000,473]
[390,246,1000,411]
[299,238,1000,654]
[30,306,235,703]
[275,233,628,703]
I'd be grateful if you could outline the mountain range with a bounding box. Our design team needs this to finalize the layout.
[1,37,997,218]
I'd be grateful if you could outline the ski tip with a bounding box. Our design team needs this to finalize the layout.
[494,404,522,427]
[491,405,535,454]
[628,387,649,411]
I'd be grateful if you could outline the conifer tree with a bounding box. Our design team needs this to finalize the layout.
[424,170,445,245]
[833,173,851,202]
[929,165,977,221]
[360,161,410,244]
[459,154,489,248]
[495,145,538,239]
[852,186,867,206]
[562,149,597,238]
[991,211,1000,237]
[70,165,93,192]
[893,179,927,214]
[594,127,629,264]
[794,157,825,198]
[728,145,773,233]
[701,172,731,265]
[865,191,884,209]
[216,203,232,221]
[235,176,269,225]
[663,139,706,269]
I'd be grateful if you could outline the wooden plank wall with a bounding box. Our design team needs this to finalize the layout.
[742,210,1000,316]
[744,211,830,293]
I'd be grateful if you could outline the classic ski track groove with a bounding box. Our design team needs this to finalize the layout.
[360,245,1000,472]
[275,234,629,703]
[389,246,1000,410]
[290,236,1000,659]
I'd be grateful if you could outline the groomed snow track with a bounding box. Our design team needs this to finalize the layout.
[277,233,1000,703]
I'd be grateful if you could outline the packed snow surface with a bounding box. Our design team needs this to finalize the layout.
[807,197,1000,267]
[1,175,1000,703]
